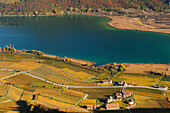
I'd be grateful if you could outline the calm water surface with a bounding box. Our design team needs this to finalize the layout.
[0,15,170,64]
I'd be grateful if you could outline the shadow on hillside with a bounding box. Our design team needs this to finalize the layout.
[94,108,170,113]
[16,100,65,113]
[144,71,162,76]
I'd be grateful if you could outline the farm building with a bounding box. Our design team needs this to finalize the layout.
[107,96,115,103]
[123,91,133,98]
[102,79,113,84]
[87,105,100,110]
[159,85,168,90]
[115,93,123,100]
[106,103,120,110]
[118,81,123,85]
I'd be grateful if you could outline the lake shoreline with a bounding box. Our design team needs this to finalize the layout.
[69,12,170,35]
[1,13,170,34]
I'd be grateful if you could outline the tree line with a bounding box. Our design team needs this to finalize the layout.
[0,0,169,15]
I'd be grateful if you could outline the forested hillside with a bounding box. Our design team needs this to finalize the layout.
[0,0,170,15]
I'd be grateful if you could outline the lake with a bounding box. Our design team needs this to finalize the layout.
[0,15,170,64]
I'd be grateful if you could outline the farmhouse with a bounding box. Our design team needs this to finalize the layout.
[107,93,123,103]
[106,103,119,110]
[118,81,123,85]
[87,105,100,110]
[102,79,113,84]
[159,85,168,90]
[123,91,133,98]
[107,96,115,103]
[115,93,123,100]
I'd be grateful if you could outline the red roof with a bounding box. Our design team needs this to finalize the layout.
[102,79,112,82]
[159,85,168,88]
[123,91,132,97]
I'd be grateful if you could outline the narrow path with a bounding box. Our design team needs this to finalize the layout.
[162,90,169,102]
[75,94,89,106]
[122,86,125,92]
[1,68,170,92]
[0,72,21,80]
[0,100,11,103]
[83,94,89,99]
[153,76,164,86]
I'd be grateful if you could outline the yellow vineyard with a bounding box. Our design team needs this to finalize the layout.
[53,89,86,105]
[38,96,88,112]
[6,85,24,101]
[79,99,96,106]
[62,68,94,79]
[114,73,160,86]
[9,61,42,71]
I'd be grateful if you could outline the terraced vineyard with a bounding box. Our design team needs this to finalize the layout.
[43,60,100,76]
[38,96,89,112]
[33,87,62,97]
[0,61,17,68]
[113,73,161,86]
[5,73,46,90]
[126,87,165,98]
[62,68,94,80]
[0,101,19,110]
[6,85,24,101]
[0,85,9,96]
[79,99,96,106]
[53,89,86,105]
[156,76,170,87]
[29,65,84,84]
[165,91,170,102]
[95,71,111,79]
[8,61,42,71]
[71,88,121,99]
[0,96,10,102]
[0,70,13,79]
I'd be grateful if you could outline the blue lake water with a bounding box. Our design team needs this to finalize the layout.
[0,15,170,64]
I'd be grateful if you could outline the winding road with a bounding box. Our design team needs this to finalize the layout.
[1,68,170,91]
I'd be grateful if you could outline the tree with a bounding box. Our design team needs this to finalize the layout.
[87,8,92,13]
[70,7,74,12]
